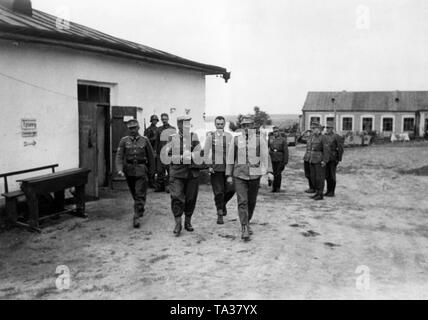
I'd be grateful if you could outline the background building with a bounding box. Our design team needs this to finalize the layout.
[0,0,229,198]
[302,91,428,137]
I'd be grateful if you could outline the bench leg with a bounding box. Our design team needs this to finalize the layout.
[74,185,87,218]
[5,198,19,224]
[27,193,40,229]
[54,190,65,212]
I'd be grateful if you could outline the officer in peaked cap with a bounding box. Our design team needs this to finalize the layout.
[167,115,203,237]
[116,118,156,228]
[324,120,344,197]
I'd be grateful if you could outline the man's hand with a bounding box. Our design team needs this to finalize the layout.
[226,176,233,184]
[208,167,215,174]
[267,173,274,181]
[321,161,326,168]
[118,170,125,177]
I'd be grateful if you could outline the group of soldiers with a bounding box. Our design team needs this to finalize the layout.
[115,114,343,241]
[302,121,344,200]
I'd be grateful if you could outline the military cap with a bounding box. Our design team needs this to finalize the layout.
[241,116,254,125]
[150,115,159,122]
[177,115,192,122]
[127,119,139,128]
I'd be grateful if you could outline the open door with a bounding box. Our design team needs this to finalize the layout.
[111,106,139,182]
[79,102,98,198]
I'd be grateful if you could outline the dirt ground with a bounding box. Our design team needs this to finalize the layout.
[1,141,428,300]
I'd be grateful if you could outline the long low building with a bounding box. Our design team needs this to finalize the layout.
[301,91,428,137]
[0,0,230,199]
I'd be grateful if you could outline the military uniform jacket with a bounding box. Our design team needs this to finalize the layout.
[157,124,176,155]
[144,124,159,152]
[308,134,329,164]
[226,132,272,180]
[325,132,344,162]
[168,132,202,179]
[115,135,155,177]
[269,135,289,166]
[203,130,233,172]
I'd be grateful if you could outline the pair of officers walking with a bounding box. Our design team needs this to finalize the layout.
[115,115,274,241]
[303,121,344,200]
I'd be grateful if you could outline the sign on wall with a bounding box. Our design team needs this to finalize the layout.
[21,119,37,137]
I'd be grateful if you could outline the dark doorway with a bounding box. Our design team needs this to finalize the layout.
[77,84,111,198]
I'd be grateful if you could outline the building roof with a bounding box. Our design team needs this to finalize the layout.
[0,3,230,81]
[302,91,428,112]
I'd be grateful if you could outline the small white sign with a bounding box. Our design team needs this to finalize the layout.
[21,119,37,137]
[123,116,135,122]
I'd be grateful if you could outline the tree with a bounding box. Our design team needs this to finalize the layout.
[229,106,272,131]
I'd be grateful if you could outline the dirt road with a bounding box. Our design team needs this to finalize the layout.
[1,142,428,299]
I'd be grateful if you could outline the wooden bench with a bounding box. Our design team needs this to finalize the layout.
[1,164,58,231]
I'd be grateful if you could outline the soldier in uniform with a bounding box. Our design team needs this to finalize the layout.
[204,116,235,225]
[156,113,176,193]
[166,116,203,237]
[324,121,344,197]
[302,125,316,194]
[226,116,273,241]
[269,126,289,193]
[144,115,160,188]
[308,122,329,200]
[116,119,156,228]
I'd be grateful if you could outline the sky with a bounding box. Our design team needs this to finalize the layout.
[33,0,428,116]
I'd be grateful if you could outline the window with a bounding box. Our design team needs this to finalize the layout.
[310,117,321,125]
[382,118,393,132]
[342,117,353,131]
[362,117,373,132]
[403,118,415,132]
[326,117,335,125]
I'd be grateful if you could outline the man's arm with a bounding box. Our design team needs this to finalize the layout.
[337,135,344,162]
[321,135,330,164]
[225,136,236,177]
[283,139,289,166]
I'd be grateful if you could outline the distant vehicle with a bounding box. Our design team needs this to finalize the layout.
[296,130,312,144]
[285,132,297,146]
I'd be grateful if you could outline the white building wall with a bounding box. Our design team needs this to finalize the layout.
[0,39,207,193]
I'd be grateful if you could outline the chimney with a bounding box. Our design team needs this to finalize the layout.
[0,0,32,16]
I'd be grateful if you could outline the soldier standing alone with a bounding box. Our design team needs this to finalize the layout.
[116,119,156,228]
[269,126,289,193]
[324,121,344,197]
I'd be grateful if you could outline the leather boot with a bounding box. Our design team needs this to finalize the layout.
[313,192,324,201]
[305,188,316,194]
[173,217,182,236]
[241,225,250,241]
[248,224,253,235]
[184,216,194,232]
[217,209,224,224]
[223,208,228,216]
